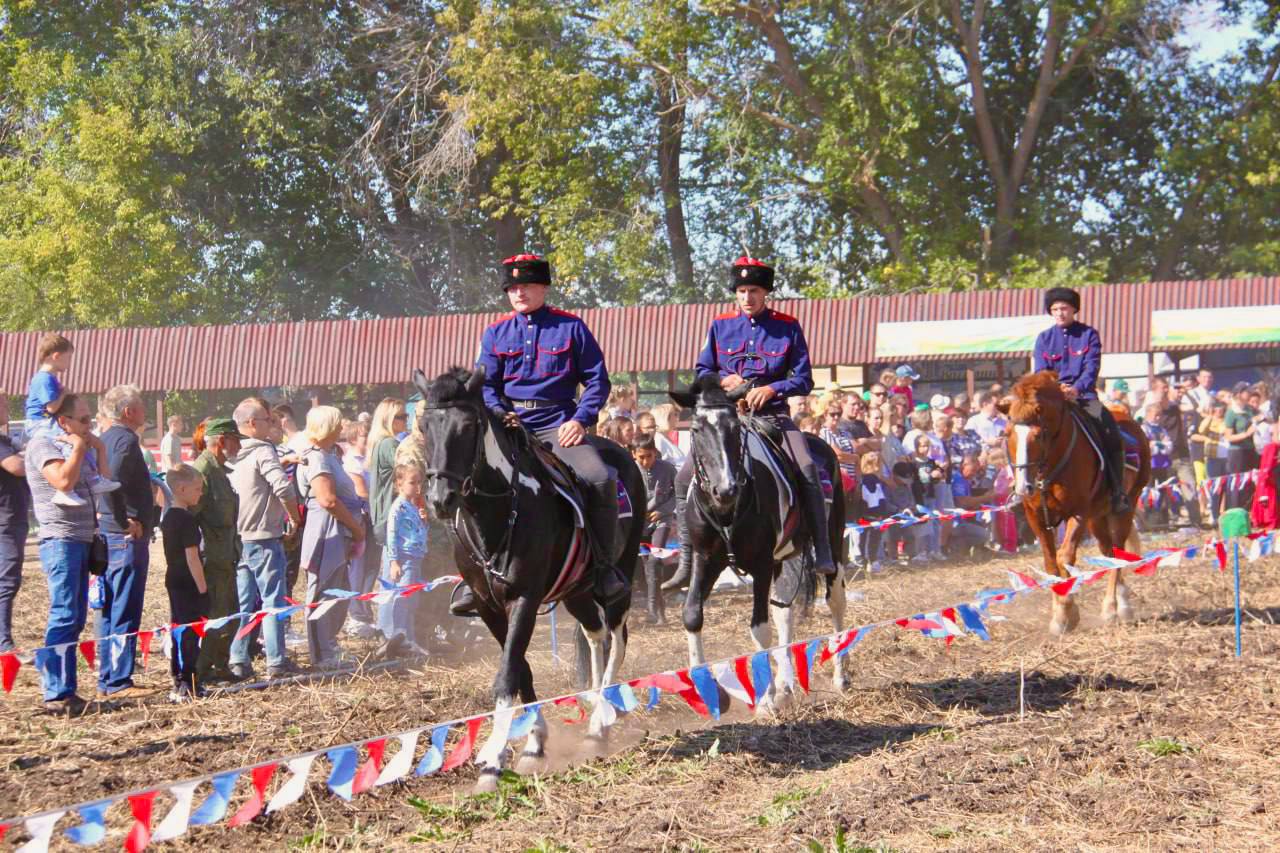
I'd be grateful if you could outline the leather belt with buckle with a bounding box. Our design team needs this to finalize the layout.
[510,399,559,410]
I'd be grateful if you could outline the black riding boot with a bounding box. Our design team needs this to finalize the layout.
[1108,444,1132,514]
[664,496,692,592]
[644,557,665,624]
[589,478,629,607]
[800,464,838,575]
[449,582,480,618]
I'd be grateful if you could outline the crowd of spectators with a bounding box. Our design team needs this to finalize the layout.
[1,333,1276,714]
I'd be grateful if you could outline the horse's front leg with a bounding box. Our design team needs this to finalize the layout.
[513,658,550,774]
[768,566,797,703]
[824,565,848,693]
[682,546,716,669]
[474,594,538,793]
[1029,507,1078,637]
[749,565,785,713]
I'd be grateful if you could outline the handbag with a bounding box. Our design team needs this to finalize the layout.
[88,533,109,576]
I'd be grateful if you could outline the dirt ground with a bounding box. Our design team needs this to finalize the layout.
[1,528,1277,851]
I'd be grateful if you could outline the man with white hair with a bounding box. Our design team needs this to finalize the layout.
[228,398,302,679]
[93,384,152,698]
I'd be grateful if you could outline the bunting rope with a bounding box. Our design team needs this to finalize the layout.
[0,575,462,695]
[2,527,1274,850]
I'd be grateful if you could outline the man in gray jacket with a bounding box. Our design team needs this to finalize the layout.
[228,399,302,679]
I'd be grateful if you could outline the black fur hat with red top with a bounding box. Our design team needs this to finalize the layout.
[501,253,551,289]
[729,256,775,291]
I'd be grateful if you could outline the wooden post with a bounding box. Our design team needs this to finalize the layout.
[965,367,976,400]
[1147,352,1156,386]
[155,399,165,447]
[666,370,677,392]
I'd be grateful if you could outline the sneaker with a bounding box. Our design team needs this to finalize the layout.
[313,652,356,672]
[228,662,255,682]
[266,660,304,679]
[52,490,88,507]
[869,561,883,574]
[929,550,946,561]
[910,554,930,564]
[89,477,122,496]
[43,694,90,716]
[168,686,195,704]
[345,620,378,640]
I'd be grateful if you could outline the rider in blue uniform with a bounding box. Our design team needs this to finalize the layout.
[1034,286,1132,514]
[449,253,629,616]
[673,256,838,579]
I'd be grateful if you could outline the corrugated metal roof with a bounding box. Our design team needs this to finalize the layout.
[1,277,1275,395]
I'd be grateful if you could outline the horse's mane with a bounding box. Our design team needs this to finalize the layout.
[689,373,731,408]
[425,367,477,406]
[1008,370,1065,422]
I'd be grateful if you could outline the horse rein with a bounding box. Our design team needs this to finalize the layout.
[1011,410,1081,529]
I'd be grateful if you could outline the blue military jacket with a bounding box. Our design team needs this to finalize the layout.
[1033,321,1102,400]
[476,305,611,433]
[695,307,814,416]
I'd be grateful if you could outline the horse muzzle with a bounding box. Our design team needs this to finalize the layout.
[429,481,460,519]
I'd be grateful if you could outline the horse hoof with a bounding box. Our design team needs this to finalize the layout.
[1049,619,1071,637]
[515,751,546,775]
[1117,605,1136,624]
[473,768,502,794]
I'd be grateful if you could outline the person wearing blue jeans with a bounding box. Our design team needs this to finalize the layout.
[229,539,288,671]
[94,385,155,697]
[0,433,30,654]
[23,394,102,713]
[228,399,302,680]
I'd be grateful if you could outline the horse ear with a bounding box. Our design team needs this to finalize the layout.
[669,390,696,410]
[465,366,486,396]
[995,397,1012,416]
[411,369,431,400]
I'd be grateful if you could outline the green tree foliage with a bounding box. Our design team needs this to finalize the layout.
[0,0,1276,331]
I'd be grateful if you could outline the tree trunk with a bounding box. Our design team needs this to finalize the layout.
[656,74,694,292]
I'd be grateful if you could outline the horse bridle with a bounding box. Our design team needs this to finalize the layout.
[689,403,751,568]
[419,398,520,590]
[1011,411,1079,528]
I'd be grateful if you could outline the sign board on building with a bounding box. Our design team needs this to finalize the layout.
[1150,305,1280,348]
[874,315,1047,359]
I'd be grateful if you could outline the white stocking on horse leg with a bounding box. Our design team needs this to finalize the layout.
[474,697,514,793]
[749,620,779,713]
[770,602,796,708]
[686,630,706,668]
[1050,594,1080,637]
[825,566,848,692]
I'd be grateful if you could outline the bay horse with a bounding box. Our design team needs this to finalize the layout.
[668,376,850,706]
[413,367,645,791]
[999,371,1151,635]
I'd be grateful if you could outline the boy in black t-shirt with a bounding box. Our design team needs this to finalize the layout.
[160,464,208,701]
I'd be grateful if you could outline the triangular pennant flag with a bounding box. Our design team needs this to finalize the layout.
[955,604,990,641]
[732,656,755,710]
[266,755,316,814]
[326,747,359,801]
[590,691,618,729]
[415,726,450,776]
[1007,571,1040,593]
[1215,541,1228,572]
[804,637,823,672]
[351,740,387,796]
[553,695,586,723]
[171,627,186,673]
[1,652,19,693]
[123,792,158,853]
[1050,577,1079,596]
[190,771,239,826]
[711,662,752,706]
[375,731,420,787]
[63,802,109,846]
[77,640,95,670]
[508,706,543,741]
[138,631,153,669]
[308,600,343,622]
[204,615,237,632]
[671,670,711,718]
[687,665,721,720]
[188,618,209,639]
[17,810,64,853]
[440,718,483,772]
[150,780,199,843]
[601,684,638,714]
[233,612,267,641]
[749,652,772,707]
[321,588,359,599]
[790,642,811,693]
[228,763,278,827]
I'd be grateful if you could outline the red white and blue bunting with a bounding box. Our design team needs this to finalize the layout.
[2,528,1275,849]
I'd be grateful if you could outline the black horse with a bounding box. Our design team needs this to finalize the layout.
[668,376,851,706]
[414,367,646,790]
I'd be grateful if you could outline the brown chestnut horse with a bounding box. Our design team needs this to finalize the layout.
[999,371,1151,635]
